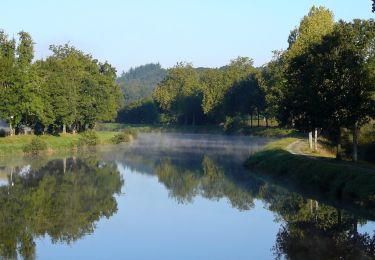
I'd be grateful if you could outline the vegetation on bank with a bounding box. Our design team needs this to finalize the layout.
[0,130,140,156]
[0,31,121,136]
[245,138,375,207]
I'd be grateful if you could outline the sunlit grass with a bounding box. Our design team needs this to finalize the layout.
[245,137,375,207]
[0,132,118,157]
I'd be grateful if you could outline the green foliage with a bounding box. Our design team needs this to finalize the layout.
[286,6,334,60]
[22,136,48,155]
[0,30,121,135]
[117,63,167,104]
[78,130,99,146]
[117,98,159,124]
[110,129,138,144]
[201,57,260,122]
[153,62,206,125]
[223,116,244,134]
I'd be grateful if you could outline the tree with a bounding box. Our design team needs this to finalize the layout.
[36,44,122,133]
[286,6,335,60]
[117,98,159,124]
[327,20,375,161]
[117,63,167,105]
[282,6,335,151]
[201,57,256,123]
[259,50,287,126]
[153,62,205,125]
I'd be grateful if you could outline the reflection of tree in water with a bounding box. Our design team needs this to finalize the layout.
[0,157,123,259]
[273,204,375,259]
[258,183,375,259]
[156,155,262,210]
[154,154,375,259]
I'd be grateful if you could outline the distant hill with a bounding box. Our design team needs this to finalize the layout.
[116,63,216,105]
[117,63,167,105]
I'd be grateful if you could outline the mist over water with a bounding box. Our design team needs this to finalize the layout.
[114,132,271,161]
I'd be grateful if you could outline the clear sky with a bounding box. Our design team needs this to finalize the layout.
[1,0,374,73]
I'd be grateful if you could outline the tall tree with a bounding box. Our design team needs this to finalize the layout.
[153,63,204,125]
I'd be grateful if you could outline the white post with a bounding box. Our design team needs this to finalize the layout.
[314,128,318,151]
[309,131,313,150]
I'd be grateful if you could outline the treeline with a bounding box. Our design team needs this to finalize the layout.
[118,6,375,161]
[117,63,166,105]
[0,30,122,135]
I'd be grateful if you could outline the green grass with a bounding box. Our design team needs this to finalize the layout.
[242,127,301,138]
[245,138,375,207]
[0,131,118,157]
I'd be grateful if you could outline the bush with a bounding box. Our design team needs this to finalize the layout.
[223,116,243,134]
[111,129,138,144]
[23,136,48,155]
[78,130,99,146]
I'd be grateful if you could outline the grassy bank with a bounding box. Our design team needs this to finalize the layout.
[245,138,375,207]
[0,131,118,157]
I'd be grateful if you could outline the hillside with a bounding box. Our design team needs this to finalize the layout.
[117,63,167,104]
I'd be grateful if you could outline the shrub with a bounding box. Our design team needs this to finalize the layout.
[223,116,243,134]
[78,130,99,146]
[111,129,138,144]
[23,136,48,155]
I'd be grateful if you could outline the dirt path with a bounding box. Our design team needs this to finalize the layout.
[285,139,375,171]
[286,139,308,156]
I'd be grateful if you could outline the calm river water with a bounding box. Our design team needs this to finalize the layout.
[0,133,374,259]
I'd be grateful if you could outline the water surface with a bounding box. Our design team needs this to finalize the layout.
[0,133,374,259]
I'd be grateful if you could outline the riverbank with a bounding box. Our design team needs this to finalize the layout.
[245,138,375,208]
[0,131,119,157]
[97,123,302,137]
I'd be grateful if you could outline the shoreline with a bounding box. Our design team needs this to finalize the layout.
[244,138,375,208]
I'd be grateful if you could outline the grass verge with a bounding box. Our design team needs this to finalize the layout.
[245,138,375,208]
[0,131,118,157]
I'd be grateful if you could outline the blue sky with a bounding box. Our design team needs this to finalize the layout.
[1,0,373,73]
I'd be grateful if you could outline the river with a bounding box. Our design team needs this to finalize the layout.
[0,133,374,259]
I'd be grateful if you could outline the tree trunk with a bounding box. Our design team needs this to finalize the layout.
[257,109,260,127]
[314,128,318,151]
[336,128,342,160]
[265,117,269,128]
[250,113,253,128]
[62,124,66,134]
[352,122,358,162]
[309,131,313,150]
[9,123,13,137]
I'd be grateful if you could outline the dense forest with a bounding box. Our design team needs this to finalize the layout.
[118,6,375,162]
[0,31,122,135]
[117,63,167,104]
